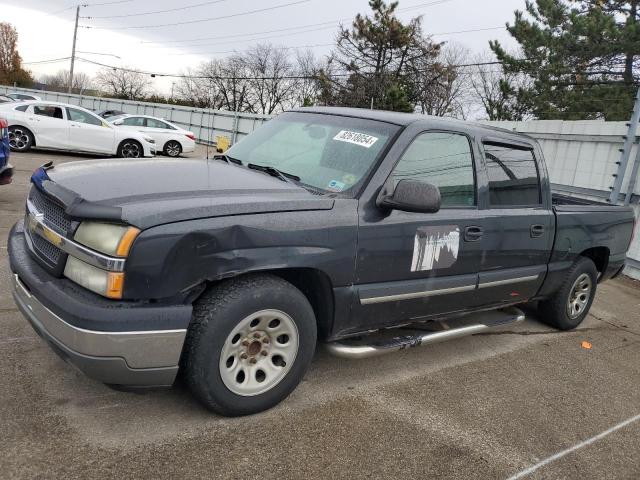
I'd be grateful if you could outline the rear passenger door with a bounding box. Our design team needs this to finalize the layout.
[475,140,554,306]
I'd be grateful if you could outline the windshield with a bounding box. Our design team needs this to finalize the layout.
[226,112,400,194]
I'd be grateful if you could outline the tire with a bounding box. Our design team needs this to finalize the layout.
[183,274,317,416]
[8,126,34,152]
[163,140,182,157]
[117,139,143,158]
[538,257,598,330]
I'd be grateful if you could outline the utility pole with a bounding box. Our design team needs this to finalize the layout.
[609,85,640,204]
[68,5,80,94]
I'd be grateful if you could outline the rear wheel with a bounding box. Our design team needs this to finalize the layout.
[183,274,317,416]
[163,140,182,157]
[8,126,33,152]
[117,139,143,158]
[538,257,598,330]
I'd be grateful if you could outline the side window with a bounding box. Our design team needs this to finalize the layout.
[15,105,28,112]
[390,132,476,207]
[34,105,64,120]
[146,118,170,129]
[122,117,145,127]
[483,143,541,207]
[67,108,102,126]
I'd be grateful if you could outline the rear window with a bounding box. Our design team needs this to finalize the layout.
[484,142,541,207]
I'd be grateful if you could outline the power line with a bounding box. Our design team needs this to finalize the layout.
[140,0,456,45]
[82,0,230,19]
[72,57,514,79]
[23,57,72,65]
[80,0,313,30]
[151,24,505,53]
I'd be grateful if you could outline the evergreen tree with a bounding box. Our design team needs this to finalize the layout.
[490,0,639,120]
[321,0,442,112]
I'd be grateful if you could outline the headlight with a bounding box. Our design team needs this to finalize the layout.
[74,222,140,257]
[64,256,124,299]
[142,135,155,144]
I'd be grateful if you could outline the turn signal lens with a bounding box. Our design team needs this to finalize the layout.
[106,272,125,299]
[116,227,141,257]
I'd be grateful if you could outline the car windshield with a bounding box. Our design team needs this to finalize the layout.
[225,112,400,195]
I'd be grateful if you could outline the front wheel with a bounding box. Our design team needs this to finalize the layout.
[538,257,598,330]
[8,126,33,152]
[183,274,317,416]
[117,139,143,158]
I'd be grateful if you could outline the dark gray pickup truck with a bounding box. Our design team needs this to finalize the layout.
[9,107,636,416]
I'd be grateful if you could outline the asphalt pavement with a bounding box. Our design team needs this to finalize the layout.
[1,149,639,479]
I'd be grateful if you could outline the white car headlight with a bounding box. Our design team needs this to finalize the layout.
[64,256,124,299]
[74,222,140,257]
[142,134,155,144]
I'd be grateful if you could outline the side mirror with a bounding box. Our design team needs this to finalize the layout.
[377,179,441,214]
[112,119,124,125]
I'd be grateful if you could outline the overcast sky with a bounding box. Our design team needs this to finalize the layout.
[2,0,525,93]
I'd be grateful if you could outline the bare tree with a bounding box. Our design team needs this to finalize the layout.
[294,49,327,106]
[414,43,472,119]
[175,66,216,108]
[242,43,299,114]
[469,51,530,120]
[40,70,92,94]
[0,22,32,86]
[95,67,150,99]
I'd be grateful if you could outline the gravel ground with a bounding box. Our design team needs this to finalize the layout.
[1,148,639,480]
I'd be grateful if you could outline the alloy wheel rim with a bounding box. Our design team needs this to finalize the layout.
[219,309,299,397]
[166,142,180,157]
[9,128,29,150]
[567,273,592,319]
[121,142,141,158]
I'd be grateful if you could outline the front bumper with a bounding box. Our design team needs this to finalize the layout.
[9,222,192,387]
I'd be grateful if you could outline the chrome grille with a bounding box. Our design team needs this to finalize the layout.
[31,231,62,265]
[29,187,71,234]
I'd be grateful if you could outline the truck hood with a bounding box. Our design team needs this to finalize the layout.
[37,158,334,229]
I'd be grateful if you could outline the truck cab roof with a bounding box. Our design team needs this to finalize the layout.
[294,106,537,145]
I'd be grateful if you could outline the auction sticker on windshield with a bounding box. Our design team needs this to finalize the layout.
[333,130,379,148]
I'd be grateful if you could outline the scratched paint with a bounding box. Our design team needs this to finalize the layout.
[410,226,460,272]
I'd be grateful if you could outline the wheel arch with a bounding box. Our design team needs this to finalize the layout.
[579,246,610,276]
[195,268,336,341]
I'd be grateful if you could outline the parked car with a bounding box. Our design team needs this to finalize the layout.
[7,92,41,101]
[95,109,126,119]
[109,114,196,157]
[8,107,635,416]
[0,94,16,103]
[0,118,12,185]
[0,101,155,158]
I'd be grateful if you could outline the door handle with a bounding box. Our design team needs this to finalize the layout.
[530,224,545,238]
[464,226,484,242]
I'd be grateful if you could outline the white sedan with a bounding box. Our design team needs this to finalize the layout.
[109,114,196,157]
[0,101,155,158]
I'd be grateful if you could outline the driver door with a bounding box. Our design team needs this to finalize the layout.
[349,130,486,333]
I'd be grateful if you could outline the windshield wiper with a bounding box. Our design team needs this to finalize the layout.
[213,154,242,165]
[247,163,300,184]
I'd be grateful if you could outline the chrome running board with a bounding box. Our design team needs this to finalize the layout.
[325,307,525,359]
